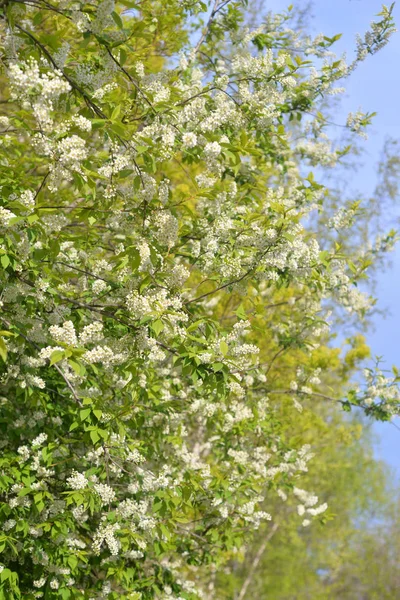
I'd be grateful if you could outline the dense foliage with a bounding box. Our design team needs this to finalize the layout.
[0,0,398,597]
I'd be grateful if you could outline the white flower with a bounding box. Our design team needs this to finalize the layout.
[94,483,116,505]
[126,292,151,319]
[79,322,104,345]
[49,321,77,346]
[0,207,16,227]
[204,141,222,159]
[49,578,59,590]
[182,132,197,148]
[17,445,30,460]
[71,114,92,132]
[32,433,48,447]
[92,279,107,295]
[19,190,35,209]
[153,211,179,247]
[4,519,16,531]
[66,470,89,490]
[92,522,120,555]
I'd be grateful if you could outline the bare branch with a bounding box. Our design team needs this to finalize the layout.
[237,522,279,600]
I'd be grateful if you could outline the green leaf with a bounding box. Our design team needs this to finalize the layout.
[68,359,86,376]
[80,408,91,422]
[235,304,247,320]
[50,350,65,365]
[90,429,101,444]
[1,255,10,269]
[0,569,11,582]
[151,319,164,336]
[111,104,122,121]
[0,338,7,362]
[220,341,229,356]
[119,48,127,66]
[112,10,123,29]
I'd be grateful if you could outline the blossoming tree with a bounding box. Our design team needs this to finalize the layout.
[0,0,397,598]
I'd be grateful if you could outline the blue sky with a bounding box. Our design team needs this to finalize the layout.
[309,0,400,477]
[266,0,400,474]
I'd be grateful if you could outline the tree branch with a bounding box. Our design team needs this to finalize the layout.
[104,46,155,111]
[237,522,279,600]
[193,0,233,55]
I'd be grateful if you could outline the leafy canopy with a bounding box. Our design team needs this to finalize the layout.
[0,0,397,598]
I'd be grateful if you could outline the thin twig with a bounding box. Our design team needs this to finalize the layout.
[193,0,233,55]
[267,388,344,405]
[237,522,279,600]
[105,46,155,111]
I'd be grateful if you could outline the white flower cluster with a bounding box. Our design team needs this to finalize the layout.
[362,368,400,416]
[19,190,35,209]
[293,487,328,526]
[353,5,396,65]
[153,211,179,247]
[79,322,104,345]
[83,345,127,367]
[71,114,92,132]
[49,321,77,346]
[328,206,357,230]
[126,291,151,319]
[92,521,120,555]
[182,132,197,148]
[94,483,116,505]
[0,116,10,129]
[346,110,368,138]
[0,207,16,227]
[66,470,89,490]
[8,59,71,131]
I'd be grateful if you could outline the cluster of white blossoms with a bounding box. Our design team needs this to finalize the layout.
[126,291,152,319]
[182,131,197,148]
[71,114,92,132]
[92,521,121,556]
[49,320,77,346]
[328,205,357,230]
[293,487,328,527]
[8,58,71,131]
[83,344,127,367]
[18,189,35,209]
[0,206,16,227]
[94,483,117,505]
[346,110,369,138]
[359,367,400,416]
[79,321,104,345]
[153,210,179,247]
[353,4,396,64]
[66,470,89,490]
[0,115,10,129]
